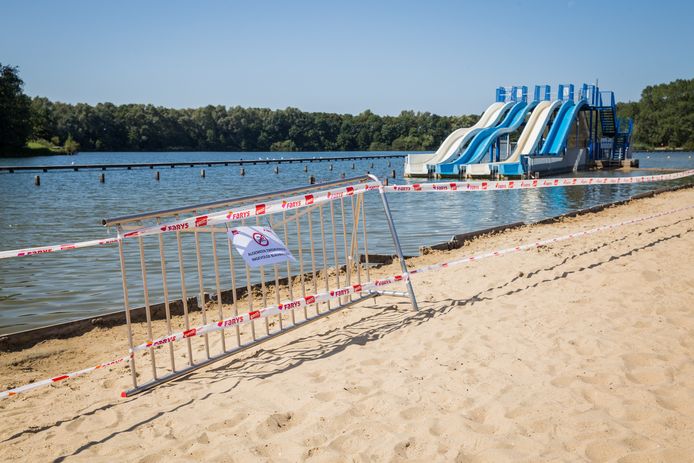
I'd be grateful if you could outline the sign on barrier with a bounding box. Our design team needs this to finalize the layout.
[229,226,296,267]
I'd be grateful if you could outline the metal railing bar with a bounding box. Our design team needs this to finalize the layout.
[103,176,372,226]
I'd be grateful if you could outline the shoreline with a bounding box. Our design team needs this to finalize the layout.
[2,181,691,352]
[1,187,693,460]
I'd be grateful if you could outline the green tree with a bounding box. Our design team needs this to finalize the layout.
[0,64,32,150]
[63,134,80,154]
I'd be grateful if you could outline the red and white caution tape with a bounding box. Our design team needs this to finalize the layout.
[408,204,694,277]
[118,182,380,239]
[0,237,120,260]
[128,275,407,354]
[383,169,694,192]
[0,182,379,260]
[2,203,692,400]
[2,171,692,260]
[0,275,407,400]
[0,353,131,399]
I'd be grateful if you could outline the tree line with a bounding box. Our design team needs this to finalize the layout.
[2,62,693,154]
[27,98,478,153]
[616,78,694,150]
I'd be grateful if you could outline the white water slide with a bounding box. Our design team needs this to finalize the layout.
[404,101,512,177]
[466,100,561,176]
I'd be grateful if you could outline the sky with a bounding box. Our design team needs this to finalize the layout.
[2,0,693,116]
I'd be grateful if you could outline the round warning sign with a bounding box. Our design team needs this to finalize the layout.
[253,232,269,247]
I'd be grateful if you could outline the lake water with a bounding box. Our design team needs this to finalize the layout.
[1,151,692,334]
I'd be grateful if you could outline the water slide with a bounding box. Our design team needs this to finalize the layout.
[539,98,588,155]
[435,100,536,176]
[467,100,562,176]
[403,101,512,176]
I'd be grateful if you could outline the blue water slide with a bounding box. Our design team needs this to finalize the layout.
[539,99,587,154]
[435,101,534,176]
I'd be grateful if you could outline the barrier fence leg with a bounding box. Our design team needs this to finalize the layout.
[370,175,419,311]
[117,233,138,388]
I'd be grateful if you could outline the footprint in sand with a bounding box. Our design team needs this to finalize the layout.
[393,438,418,459]
[399,406,424,420]
[621,353,672,386]
[206,412,248,432]
[360,358,382,366]
[313,391,335,402]
[640,270,660,282]
[255,412,295,439]
[585,439,631,463]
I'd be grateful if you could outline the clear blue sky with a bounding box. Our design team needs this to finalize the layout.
[2,0,692,116]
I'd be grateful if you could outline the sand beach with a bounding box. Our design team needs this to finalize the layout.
[1,187,693,462]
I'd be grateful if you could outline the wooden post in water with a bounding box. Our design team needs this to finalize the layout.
[240,168,245,176]
[99,173,105,183]
[155,171,160,181]
[309,175,316,184]
[34,175,40,186]
[200,169,206,178]
[274,166,279,174]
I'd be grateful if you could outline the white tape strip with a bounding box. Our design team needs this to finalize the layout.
[408,204,694,277]
[0,354,131,399]
[0,182,379,260]
[129,275,406,353]
[383,169,694,192]
[0,237,120,260]
[2,172,692,259]
[2,203,691,400]
[119,182,380,239]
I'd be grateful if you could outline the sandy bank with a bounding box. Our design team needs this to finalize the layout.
[1,187,693,462]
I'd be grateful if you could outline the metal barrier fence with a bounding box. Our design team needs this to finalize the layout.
[104,175,417,396]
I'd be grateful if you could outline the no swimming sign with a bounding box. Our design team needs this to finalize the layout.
[228,226,296,268]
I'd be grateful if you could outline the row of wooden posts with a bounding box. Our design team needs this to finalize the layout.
[32,163,398,185]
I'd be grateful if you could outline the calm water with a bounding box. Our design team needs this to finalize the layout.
[1,151,692,334]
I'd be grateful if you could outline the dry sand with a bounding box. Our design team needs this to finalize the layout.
[1,188,693,462]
